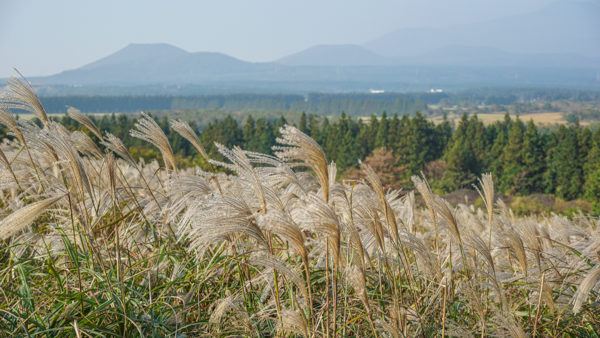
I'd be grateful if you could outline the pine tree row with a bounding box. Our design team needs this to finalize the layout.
[3,112,596,208]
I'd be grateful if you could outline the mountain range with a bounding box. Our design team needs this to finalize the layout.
[25,1,600,92]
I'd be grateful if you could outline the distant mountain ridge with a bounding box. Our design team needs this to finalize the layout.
[26,1,600,91]
[277,44,390,66]
[43,43,273,85]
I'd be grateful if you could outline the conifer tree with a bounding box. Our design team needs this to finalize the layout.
[242,115,256,149]
[395,112,437,178]
[584,128,600,213]
[441,114,479,191]
[433,113,452,159]
[520,120,546,194]
[545,125,583,200]
[356,119,372,158]
[375,112,389,149]
[388,114,401,152]
[299,112,308,133]
[252,118,275,154]
[365,114,378,151]
[487,116,511,179]
[499,118,525,193]
[466,114,488,168]
[308,114,320,139]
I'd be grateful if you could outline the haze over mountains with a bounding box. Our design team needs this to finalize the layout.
[29,1,600,93]
[366,0,600,58]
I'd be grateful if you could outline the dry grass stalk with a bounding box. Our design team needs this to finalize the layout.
[67,107,102,139]
[275,125,330,202]
[0,195,63,239]
[278,309,309,337]
[130,112,177,171]
[1,73,48,125]
[169,119,209,161]
[573,265,600,314]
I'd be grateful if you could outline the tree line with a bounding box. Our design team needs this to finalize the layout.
[2,111,599,210]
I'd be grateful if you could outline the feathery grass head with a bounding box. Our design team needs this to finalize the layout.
[102,132,135,165]
[71,131,102,158]
[130,112,176,171]
[68,107,102,139]
[211,144,267,212]
[277,309,308,337]
[1,72,48,126]
[0,110,25,144]
[573,265,600,314]
[363,163,399,242]
[475,173,495,225]
[170,119,209,161]
[274,125,330,202]
[250,255,309,301]
[0,195,63,240]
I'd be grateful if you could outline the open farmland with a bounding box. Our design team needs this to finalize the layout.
[429,112,593,126]
[15,112,112,120]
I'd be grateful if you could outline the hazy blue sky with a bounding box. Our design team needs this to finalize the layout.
[0,0,568,76]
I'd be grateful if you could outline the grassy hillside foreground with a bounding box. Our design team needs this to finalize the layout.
[0,77,599,336]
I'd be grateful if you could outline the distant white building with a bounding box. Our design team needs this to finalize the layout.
[369,89,385,94]
[429,88,444,93]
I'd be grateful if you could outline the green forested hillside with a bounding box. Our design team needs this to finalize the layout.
[9,111,595,212]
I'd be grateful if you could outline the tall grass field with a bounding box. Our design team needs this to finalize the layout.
[0,77,599,336]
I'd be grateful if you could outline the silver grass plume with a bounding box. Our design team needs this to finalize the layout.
[0,195,63,240]
[411,174,440,244]
[0,146,20,188]
[305,193,341,265]
[492,313,526,338]
[209,294,253,333]
[277,309,308,337]
[434,198,463,245]
[345,265,369,310]
[573,265,600,314]
[250,255,309,301]
[0,110,25,144]
[274,125,330,202]
[102,132,135,165]
[106,153,117,202]
[169,119,208,161]
[362,163,399,243]
[474,173,494,226]
[71,131,102,159]
[475,173,495,249]
[212,144,267,212]
[258,210,307,261]
[67,107,102,139]
[1,72,48,126]
[45,123,94,199]
[130,112,176,171]
[181,196,269,250]
[502,227,528,274]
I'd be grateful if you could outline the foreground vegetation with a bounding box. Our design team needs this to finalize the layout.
[1,77,599,336]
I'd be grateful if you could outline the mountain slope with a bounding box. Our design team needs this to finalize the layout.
[278,44,390,66]
[365,1,600,57]
[41,43,266,85]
